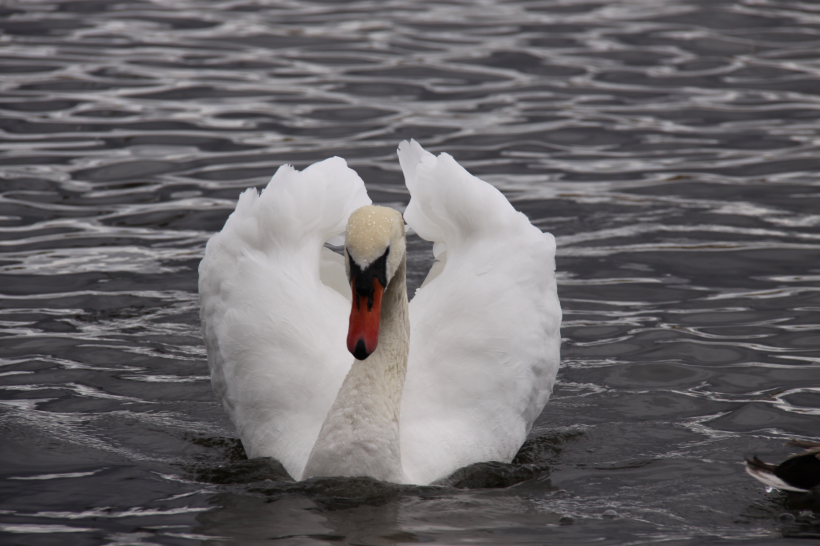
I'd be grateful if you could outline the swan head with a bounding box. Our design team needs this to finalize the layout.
[344,205,406,360]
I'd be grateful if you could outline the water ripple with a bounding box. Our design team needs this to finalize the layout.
[1,0,819,544]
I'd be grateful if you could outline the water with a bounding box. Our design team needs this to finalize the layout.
[1,0,819,543]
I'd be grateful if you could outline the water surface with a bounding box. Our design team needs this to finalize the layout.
[1,0,820,544]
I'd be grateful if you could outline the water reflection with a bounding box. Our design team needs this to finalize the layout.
[195,480,568,546]
[1,0,820,543]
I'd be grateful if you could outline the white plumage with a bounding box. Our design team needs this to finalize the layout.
[199,140,562,485]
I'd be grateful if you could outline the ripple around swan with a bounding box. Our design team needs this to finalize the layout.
[1,0,820,543]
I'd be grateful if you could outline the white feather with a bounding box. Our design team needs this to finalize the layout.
[399,140,562,484]
[199,143,562,485]
[199,157,370,480]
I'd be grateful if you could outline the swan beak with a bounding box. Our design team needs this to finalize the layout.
[347,277,384,360]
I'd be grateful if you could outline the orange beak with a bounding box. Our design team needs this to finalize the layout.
[347,277,384,360]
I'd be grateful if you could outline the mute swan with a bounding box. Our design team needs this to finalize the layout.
[746,440,820,493]
[199,140,562,485]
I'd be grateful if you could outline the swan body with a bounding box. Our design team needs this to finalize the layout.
[199,140,562,485]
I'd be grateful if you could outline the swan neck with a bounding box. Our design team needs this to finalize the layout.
[302,256,409,482]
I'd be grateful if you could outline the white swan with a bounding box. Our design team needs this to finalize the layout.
[199,140,562,485]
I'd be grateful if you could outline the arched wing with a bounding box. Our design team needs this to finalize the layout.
[398,140,562,485]
[199,158,370,479]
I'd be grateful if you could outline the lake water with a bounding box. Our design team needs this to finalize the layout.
[1,0,820,544]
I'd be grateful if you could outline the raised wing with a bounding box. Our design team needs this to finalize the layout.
[398,140,562,485]
[199,158,370,479]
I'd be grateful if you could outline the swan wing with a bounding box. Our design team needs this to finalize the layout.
[199,158,370,479]
[398,140,562,485]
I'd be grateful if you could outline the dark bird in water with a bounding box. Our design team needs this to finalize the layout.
[746,440,820,493]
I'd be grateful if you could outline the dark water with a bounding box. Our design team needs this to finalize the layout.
[1,0,820,543]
